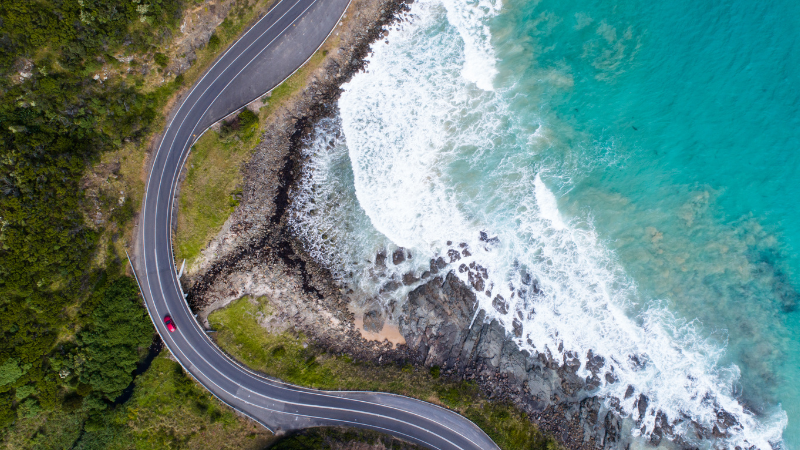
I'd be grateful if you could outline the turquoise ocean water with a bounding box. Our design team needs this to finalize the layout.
[290,0,800,447]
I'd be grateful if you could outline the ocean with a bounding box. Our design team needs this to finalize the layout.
[289,0,800,447]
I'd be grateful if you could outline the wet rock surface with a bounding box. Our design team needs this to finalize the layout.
[363,309,385,333]
[399,272,633,450]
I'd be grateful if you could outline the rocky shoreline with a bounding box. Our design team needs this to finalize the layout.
[177,1,727,449]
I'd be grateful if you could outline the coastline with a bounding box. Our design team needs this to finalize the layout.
[175,1,679,449]
[183,0,421,367]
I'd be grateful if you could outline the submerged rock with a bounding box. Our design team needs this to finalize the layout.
[402,271,419,285]
[479,230,500,245]
[380,280,401,293]
[375,250,387,267]
[492,294,508,315]
[447,249,461,263]
[363,309,384,333]
[392,247,406,264]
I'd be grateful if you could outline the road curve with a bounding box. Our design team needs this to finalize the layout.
[130,0,500,448]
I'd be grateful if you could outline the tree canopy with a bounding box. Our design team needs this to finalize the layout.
[73,278,154,397]
[0,0,181,428]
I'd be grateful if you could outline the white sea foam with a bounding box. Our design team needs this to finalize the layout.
[292,0,789,447]
[439,0,502,90]
[534,174,567,230]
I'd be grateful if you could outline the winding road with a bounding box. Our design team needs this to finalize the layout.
[129,0,499,448]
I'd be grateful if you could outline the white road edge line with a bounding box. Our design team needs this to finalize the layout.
[134,0,497,448]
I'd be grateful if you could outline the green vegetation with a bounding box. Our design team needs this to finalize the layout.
[210,297,559,450]
[174,110,256,265]
[208,33,223,52]
[0,0,336,446]
[2,351,274,449]
[174,46,329,267]
[0,0,280,437]
[268,427,425,449]
[0,0,183,425]
[154,52,170,68]
[58,279,154,399]
[0,0,182,72]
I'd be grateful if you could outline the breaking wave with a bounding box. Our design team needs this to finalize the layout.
[290,0,790,447]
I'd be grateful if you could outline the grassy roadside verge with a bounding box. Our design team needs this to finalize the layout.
[210,297,559,450]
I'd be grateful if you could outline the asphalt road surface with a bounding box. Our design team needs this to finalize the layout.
[130,0,500,448]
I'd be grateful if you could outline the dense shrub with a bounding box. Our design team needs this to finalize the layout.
[0,0,181,427]
[238,108,259,129]
[220,108,260,137]
[74,278,154,397]
[207,33,222,52]
[154,52,170,67]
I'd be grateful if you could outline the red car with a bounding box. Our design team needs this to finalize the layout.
[164,315,176,332]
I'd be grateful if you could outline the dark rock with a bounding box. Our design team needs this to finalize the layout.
[400,272,477,368]
[604,410,622,447]
[624,385,635,399]
[380,280,401,293]
[447,249,461,263]
[421,270,430,279]
[458,263,468,273]
[479,231,500,245]
[462,248,471,257]
[604,372,617,384]
[716,409,738,430]
[492,295,508,314]
[636,393,649,419]
[585,350,605,374]
[512,318,523,338]
[563,354,581,374]
[402,272,419,285]
[629,354,648,371]
[468,270,485,291]
[652,410,672,445]
[392,248,406,264]
[375,251,387,267]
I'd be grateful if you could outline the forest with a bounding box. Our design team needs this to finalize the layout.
[0,0,182,431]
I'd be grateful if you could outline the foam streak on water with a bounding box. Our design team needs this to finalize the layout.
[290,0,792,447]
